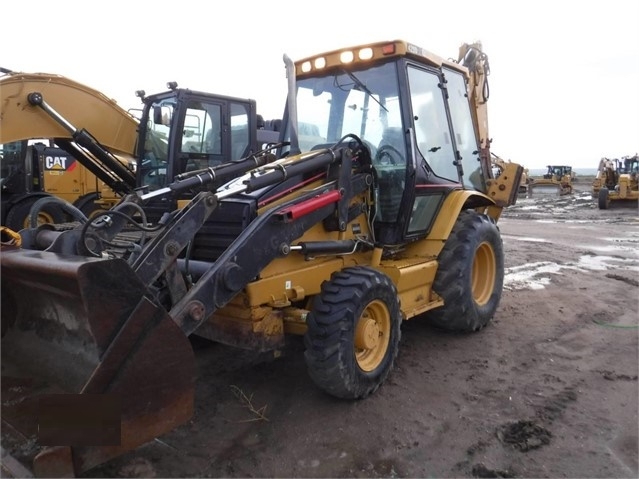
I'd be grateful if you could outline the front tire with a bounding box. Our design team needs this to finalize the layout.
[304,266,401,399]
[428,210,504,332]
[598,187,609,209]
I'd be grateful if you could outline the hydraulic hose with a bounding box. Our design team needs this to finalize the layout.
[28,196,88,228]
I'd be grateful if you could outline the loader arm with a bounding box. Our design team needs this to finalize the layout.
[108,146,368,336]
[170,150,370,334]
[1,144,367,472]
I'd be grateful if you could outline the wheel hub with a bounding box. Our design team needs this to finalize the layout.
[355,317,379,350]
[472,241,495,306]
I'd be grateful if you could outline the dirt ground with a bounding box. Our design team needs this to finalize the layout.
[7,179,639,478]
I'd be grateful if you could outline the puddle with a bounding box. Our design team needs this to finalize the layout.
[504,256,639,290]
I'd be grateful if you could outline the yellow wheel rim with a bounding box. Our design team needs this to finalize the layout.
[472,241,496,306]
[86,208,108,220]
[354,299,391,372]
[22,211,55,229]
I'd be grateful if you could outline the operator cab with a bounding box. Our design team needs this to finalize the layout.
[279,41,489,245]
[136,88,259,221]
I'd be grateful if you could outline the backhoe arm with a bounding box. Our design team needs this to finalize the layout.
[458,42,494,181]
[458,42,490,152]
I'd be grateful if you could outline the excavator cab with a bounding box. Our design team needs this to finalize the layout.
[137,88,258,186]
[133,87,261,222]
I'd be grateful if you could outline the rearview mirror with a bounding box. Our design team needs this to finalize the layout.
[153,106,171,126]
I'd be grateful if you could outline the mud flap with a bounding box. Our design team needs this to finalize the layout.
[1,247,195,477]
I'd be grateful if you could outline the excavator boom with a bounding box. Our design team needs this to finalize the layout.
[459,42,492,176]
[0,72,138,156]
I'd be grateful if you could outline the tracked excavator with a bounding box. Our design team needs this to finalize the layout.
[593,155,639,209]
[0,70,275,230]
[1,39,523,477]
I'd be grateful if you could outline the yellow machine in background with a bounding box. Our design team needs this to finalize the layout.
[593,155,639,209]
[1,40,522,477]
[0,139,119,229]
[0,69,139,228]
[528,164,573,196]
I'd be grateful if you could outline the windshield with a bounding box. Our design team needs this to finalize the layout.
[623,157,638,174]
[289,62,475,188]
[290,63,407,223]
[292,62,404,160]
[140,100,173,189]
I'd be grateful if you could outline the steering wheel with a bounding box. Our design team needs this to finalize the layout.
[375,144,403,166]
[346,138,377,161]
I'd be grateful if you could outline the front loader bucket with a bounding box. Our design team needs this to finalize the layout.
[1,245,196,477]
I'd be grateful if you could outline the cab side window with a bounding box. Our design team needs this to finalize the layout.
[408,66,458,182]
[444,68,483,190]
[181,103,222,156]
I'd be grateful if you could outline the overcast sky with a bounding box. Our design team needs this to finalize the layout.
[4,0,638,170]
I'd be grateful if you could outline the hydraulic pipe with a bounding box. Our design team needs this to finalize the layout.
[27,92,137,191]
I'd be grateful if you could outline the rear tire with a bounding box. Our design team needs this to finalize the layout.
[598,187,609,209]
[5,196,66,231]
[428,210,504,332]
[304,266,401,399]
[74,193,107,219]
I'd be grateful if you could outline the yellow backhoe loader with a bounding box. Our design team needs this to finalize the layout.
[1,40,522,477]
[528,164,573,196]
[592,155,639,209]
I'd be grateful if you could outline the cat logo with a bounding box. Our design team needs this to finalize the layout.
[45,155,70,170]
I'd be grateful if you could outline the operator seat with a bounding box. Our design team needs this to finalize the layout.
[375,127,406,222]
[376,127,405,165]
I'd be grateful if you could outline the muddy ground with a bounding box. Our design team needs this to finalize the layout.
[9,179,639,478]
